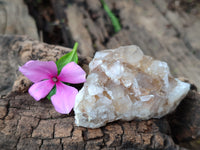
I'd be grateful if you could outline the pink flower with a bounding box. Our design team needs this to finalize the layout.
[19,60,86,114]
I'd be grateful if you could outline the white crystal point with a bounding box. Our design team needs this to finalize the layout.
[74,45,190,128]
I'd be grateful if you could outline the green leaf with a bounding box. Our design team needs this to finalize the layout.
[100,0,121,33]
[47,86,56,100]
[56,42,79,74]
[46,83,70,100]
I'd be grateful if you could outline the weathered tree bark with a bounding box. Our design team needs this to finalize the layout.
[49,0,200,90]
[0,35,200,150]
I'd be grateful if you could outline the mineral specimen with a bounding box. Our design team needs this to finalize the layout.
[74,45,190,128]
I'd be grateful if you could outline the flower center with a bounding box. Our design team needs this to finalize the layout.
[52,77,58,82]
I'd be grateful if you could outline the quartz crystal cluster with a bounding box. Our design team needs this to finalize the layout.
[74,45,190,128]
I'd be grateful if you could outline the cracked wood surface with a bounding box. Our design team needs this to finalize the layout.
[0,93,190,150]
[1,0,200,149]
[0,35,200,150]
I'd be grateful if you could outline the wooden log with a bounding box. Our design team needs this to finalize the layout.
[1,35,199,150]
[50,0,200,90]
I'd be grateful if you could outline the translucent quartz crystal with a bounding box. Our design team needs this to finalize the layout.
[74,45,190,128]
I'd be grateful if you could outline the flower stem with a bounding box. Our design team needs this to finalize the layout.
[100,0,121,33]
[73,42,79,53]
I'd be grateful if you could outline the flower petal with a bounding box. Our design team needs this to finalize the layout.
[51,82,78,114]
[58,62,86,84]
[29,79,55,101]
[19,60,58,82]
